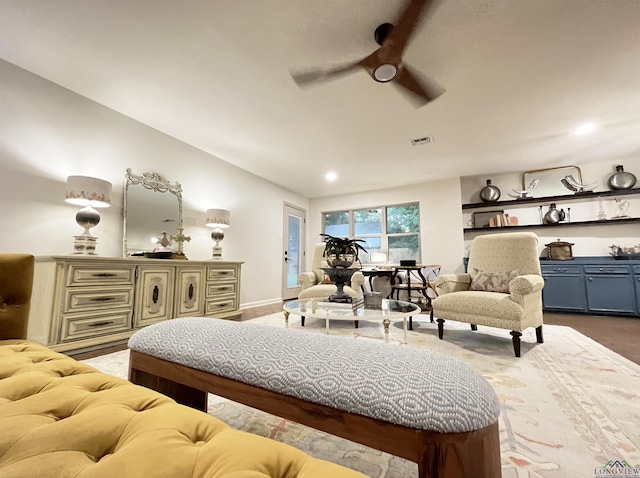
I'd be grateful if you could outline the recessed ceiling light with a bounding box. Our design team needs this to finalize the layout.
[325,172,337,182]
[574,123,596,135]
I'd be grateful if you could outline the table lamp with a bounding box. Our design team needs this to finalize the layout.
[205,208,230,260]
[65,175,112,255]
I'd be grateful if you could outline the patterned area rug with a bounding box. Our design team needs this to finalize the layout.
[82,313,640,478]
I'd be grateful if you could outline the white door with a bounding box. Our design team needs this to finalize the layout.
[282,204,306,300]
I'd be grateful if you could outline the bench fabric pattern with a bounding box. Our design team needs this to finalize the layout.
[128,317,501,434]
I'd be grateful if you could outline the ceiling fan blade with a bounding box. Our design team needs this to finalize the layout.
[393,64,444,106]
[384,0,434,60]
[290,62,361,87]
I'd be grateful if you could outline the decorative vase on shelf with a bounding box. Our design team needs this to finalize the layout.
[543,203,566,224]
[608,165,637,190]
[479,179,501,203]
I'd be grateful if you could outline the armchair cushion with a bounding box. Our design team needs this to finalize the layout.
[470,268,519,293]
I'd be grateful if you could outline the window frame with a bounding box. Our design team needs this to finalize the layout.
[321,202,421,265]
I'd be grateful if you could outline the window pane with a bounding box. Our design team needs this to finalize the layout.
[386,204,419,234]
[355,236,381,264]
[354,208,382,235]
[388,235,419,263]
[323,211,349,237]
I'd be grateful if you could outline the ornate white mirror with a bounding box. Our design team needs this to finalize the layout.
[123,169,182,256]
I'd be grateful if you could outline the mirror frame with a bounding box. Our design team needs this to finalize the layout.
[522,165,583,198]
[123,168,183,257]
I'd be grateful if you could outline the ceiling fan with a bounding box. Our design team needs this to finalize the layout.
[290,0,444,106]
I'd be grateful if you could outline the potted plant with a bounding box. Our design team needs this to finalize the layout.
[320,234,367,268]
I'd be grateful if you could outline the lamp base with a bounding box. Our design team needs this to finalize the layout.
[211,245,223,260]
[72,234,98,255]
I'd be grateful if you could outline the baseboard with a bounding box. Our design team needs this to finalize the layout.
[240,298,283,309]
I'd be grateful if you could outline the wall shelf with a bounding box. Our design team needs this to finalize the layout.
[463,216,640,232]
[462,188,640,210]
[462,188,640,233]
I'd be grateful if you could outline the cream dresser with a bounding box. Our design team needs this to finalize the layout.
[28,256,242,353]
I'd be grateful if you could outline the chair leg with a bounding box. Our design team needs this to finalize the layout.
[470,324,478,331]
[354,320,359,328]
[301,316,305,327]
[536,325,544,343]
[510,331,522,357]
[429,309,434,323]
[436,318,445,339]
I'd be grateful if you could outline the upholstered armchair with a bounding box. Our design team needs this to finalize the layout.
[0,253,35,340]
[432,232,544,357]
[298,243,365,302]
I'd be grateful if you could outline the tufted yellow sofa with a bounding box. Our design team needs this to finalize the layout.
[0,254,365,478]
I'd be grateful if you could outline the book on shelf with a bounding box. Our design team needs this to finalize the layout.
[489,213,518,227]
[317,298,364,311]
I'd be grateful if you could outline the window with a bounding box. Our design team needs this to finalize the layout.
[322,202,420,264]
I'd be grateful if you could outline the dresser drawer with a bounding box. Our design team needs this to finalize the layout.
[60,310,132,342]
[206,297,237,315]
[63,287,134,313]
[541,264,582,274]
[584,265,630,275]
[65,265,136,287]
[206,267,237,281]
[206,282,236,297]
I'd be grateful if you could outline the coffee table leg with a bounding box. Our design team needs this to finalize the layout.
[283,311,289,328]
[403,318,408,343]
[383,318,390,343]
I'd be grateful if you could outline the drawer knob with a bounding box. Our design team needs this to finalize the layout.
[93,273,117,277]
[90,296,116,302]
[588,277,593,281]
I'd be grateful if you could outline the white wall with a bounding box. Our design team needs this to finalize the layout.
[460,159,640,257]
[307,178,466,275]
[0,60,308,308]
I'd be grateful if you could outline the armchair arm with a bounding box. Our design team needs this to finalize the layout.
[350,271,365,292]
[434,274,471,295]
[509,275,544,304]
[298,271,319,290]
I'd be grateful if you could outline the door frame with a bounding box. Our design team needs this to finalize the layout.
[282,203,306,300]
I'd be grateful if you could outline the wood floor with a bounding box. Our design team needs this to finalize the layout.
[70,302,640,365]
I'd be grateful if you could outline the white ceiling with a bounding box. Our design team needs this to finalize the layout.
[1,0,639,198]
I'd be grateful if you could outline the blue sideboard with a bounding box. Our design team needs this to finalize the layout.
[463,256,640,317]
[542,257,640,316]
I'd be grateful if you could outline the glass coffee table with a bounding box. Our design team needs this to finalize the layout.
[283,298,421,343]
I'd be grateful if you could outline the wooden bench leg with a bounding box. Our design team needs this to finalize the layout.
[417,422,501,478]
[130,366,208,412]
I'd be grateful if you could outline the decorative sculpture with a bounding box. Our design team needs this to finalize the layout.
[561,175,597,194]
[509,179,539,199]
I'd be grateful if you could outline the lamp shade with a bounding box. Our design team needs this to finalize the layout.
[65,175,112,208]
[206,209,230,228]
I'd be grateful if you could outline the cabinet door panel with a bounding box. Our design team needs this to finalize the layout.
[135,267,175,327]
[175,269,204,317]
[542,275,587,312]
[586,275,636,314]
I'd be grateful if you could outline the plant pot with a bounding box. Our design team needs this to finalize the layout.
[321,267,358,303]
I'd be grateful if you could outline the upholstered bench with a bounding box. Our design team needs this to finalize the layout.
[128,317,502,478]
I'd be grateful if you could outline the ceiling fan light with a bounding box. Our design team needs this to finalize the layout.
[373,64,398,82]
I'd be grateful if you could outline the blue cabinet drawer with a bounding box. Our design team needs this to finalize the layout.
[584,265,630,275]
[541,264,582,274]
[633,265,640,274]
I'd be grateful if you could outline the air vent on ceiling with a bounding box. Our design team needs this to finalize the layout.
[411,136,433,146]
